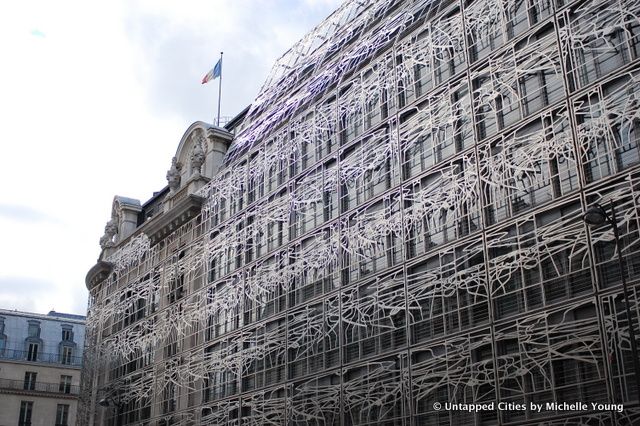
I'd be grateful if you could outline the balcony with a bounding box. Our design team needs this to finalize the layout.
[0,378,79,396]
[0,348,82,367]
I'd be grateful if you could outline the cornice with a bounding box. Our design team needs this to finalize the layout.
[139,194,205,244]
[85,261,113,291]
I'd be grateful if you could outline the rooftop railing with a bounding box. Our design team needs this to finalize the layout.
[0,348,82,367]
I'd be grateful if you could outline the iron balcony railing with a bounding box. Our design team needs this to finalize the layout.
[0,378,80,395]
[0,348,82,367]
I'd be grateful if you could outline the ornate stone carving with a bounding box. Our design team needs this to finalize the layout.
[99,219,118,249]
[190,139,206,177]
[166,157,182,193]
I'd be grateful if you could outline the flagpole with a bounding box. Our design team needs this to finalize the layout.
[217,52,223,127]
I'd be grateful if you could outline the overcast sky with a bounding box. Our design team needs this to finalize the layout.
[0,0,341,315]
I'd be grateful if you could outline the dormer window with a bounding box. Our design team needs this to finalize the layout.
[27,320,40,338]
[61,325,73,342]
[25,320,42,362]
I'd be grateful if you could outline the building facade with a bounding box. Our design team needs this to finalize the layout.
[82,0,640,424]
[0,309,85,426]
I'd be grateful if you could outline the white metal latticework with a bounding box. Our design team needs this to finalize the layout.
[80,0,640,424]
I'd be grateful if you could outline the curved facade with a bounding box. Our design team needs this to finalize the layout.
[81,0,640,424]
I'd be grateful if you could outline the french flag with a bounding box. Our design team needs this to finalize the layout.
[202,59,222,84]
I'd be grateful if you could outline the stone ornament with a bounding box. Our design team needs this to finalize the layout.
[166,156,182,193]
[99,219,118,249]
[190,138,206,177]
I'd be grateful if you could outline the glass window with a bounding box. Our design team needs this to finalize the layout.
[55,404,69,426]
[60,346,73,365]
[26,343,38,362]
[61,326,73,342]
[23,372,37,390]
[59,375,72,394]
[0,316,5,356]
[27,321,40,338]
[565,0,639,90]
[19,401,33,426]
[575,74,640,183]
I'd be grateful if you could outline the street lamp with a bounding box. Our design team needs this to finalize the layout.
[97,394,123,425]
[583,201,640,403]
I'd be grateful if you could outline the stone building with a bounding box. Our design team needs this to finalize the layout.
[82,0,640,424]
[0,309,85,426]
